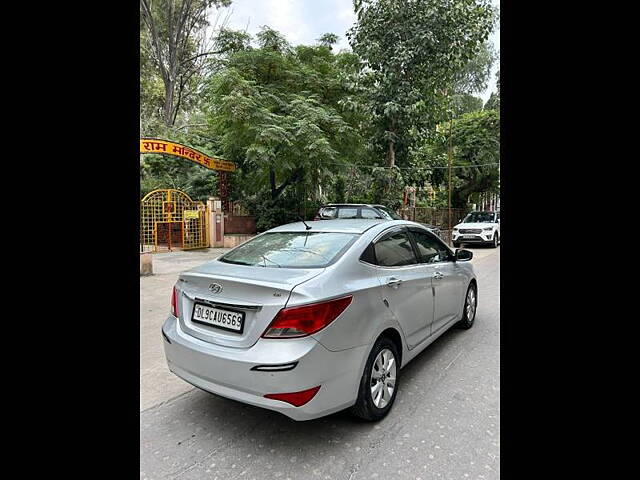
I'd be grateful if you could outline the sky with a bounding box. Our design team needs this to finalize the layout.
[210,0,500,102]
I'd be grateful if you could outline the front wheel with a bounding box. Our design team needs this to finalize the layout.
[350,337,399,421]
[456,283,477,329]
[491,233,499,248]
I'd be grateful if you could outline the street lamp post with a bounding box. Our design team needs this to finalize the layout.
[448,116,453,232]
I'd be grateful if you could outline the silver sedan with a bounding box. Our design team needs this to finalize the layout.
[162,219,477,421]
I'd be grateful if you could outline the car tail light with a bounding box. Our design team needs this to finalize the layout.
[262,295,353,338]
[171,286,179,317]
[264,386,321,407]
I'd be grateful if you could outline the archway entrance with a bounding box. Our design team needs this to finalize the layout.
[140,189,209,252]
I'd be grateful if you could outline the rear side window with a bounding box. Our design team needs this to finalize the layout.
[319,207,336,219]
[376,206,401,220]
[360,208,381,219]
[337,208,358,219]
[219,232,358,268]
[374,230,417,267]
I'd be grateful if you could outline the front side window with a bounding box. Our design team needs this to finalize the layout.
[219,232,358,268]
[374,230,417,267]
[410,230,452,263]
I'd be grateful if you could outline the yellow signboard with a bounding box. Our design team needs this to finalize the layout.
[140,138,236,172]
[183,210,199,219]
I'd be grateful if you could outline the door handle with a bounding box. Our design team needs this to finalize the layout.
[386,277,403,288]
[433,271,444,280]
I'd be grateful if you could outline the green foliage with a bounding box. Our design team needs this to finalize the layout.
[451,41,497,95]
[317,33,340,49]
[202,35,369,228]
[139,3,500,225]
[447,109,500,208]
[369,167,405,209]
[247,190,321,232]
[348,0,496,167]
[451,93,484,117]
[484,70,500,110]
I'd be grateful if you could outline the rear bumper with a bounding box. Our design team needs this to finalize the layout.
[162,316,368,421]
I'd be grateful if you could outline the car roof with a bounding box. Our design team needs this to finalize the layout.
[323,203,376,207]
[269,219,426,234]
[270,219,386,234]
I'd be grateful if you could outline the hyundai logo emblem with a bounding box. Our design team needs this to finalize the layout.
[209,283,223,294]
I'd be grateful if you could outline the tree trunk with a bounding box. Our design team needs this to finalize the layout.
[163,80,175,126]
[269,169,277,199]
[387,136,396,167]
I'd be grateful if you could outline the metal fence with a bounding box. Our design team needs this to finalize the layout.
[438,229,453,246]
[398,207,467,230]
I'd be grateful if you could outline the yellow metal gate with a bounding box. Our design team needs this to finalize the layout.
[140,189,209,252]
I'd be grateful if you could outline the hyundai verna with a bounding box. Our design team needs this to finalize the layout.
[162,219,477,421]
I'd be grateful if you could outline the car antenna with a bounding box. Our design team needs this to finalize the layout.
[298,215,312,230]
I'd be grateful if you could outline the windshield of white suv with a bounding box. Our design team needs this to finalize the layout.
[219,232,358,268]
[463,212,495,223]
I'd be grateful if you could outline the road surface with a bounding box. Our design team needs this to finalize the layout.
[140,246,500,479]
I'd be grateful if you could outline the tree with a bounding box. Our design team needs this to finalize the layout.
[451,93,484,117]
[347,0,495,168]
[201,28,368,227]
[317,33,340,50]
[140,0,232,127]
[484,69,500,110]
[447,109,499,208]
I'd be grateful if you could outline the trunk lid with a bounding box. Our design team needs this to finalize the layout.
[175,260,324,348]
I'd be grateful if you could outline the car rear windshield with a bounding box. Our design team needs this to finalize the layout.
[219,232,358,268]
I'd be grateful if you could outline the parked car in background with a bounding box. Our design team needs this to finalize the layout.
[452,211,500,248]
[315,203,442,238]
[163,219,477,421]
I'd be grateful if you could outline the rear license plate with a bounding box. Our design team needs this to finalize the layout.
[191,303,245,333]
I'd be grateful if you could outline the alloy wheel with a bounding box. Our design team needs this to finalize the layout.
[466,287,477,323]
[370,348,397,408]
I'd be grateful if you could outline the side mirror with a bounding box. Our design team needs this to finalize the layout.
[455,249,473,261]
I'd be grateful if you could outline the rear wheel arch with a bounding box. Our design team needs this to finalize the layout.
[377,327,403,369]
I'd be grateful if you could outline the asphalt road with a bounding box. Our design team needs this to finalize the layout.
[140,246,500,480]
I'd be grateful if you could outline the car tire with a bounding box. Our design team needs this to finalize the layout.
[456,282,477,329]
[491,233,499,248]
[350,336,400,422]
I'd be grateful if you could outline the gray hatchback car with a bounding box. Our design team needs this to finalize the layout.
[163,219,477,421]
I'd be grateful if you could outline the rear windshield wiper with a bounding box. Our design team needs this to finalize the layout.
[219,258,253,266]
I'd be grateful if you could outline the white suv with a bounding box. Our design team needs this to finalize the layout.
[452,211,500,248]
